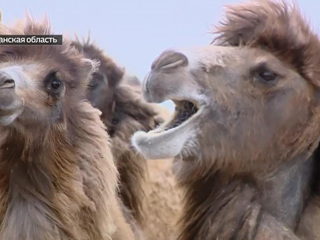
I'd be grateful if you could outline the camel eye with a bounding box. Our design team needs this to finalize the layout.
[45,71,63,93]
[259,70,277,82]
[88,80,99,90]
[112,118,119,125]
[88,72,104,90]
[51,79,61,90]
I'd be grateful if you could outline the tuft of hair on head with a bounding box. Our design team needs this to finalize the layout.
[212,0,320,88]
[23,12,51,35]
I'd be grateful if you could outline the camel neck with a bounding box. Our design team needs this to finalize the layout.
[177,171,254,240]
[0,103,117,239]
[177,153,315,240]
[256,153,314,229]
[0,127,73,233]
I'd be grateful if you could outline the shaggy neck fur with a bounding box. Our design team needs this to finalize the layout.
[177,151,315,240]
[110,87,162,225]
[0,102,118,240]
[71,40,162,227]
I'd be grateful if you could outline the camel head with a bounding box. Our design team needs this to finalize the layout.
[71,41,124,126]
[132,0,320,177]
[0,18,96,135]
[72,41,162,139]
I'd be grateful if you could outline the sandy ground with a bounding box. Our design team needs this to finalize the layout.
[142,159,181,240]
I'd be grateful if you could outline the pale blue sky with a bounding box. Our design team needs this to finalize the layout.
[1,0,319,110]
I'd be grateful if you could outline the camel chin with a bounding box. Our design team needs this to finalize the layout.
[0,90,24,126]
[132,100,204,160]
[0,111,22,126]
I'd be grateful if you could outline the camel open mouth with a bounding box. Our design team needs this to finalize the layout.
[165,100,199,130]
[132,98,203,159]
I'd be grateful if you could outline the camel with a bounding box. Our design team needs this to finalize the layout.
[0,18,134,240]
[72,40,181,240]
[132,1,320,239]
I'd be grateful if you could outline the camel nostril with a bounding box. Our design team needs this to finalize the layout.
[0,71,15,89]
[151,50,188,71]
[0,79,15,89]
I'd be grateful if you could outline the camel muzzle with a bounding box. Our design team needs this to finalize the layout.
[0,69,24,126]
[142,50,193,103]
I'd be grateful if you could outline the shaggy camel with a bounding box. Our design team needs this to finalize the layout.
[72,41,181,240]
[133,1,320,239]
[0,18,134,239]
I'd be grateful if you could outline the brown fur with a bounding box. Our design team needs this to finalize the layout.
[72,41,183,239]
[143,159,182,240]
[213,0,320,88]
[133,1,320,239]
[0,17,134,239]
[71,41,162,224]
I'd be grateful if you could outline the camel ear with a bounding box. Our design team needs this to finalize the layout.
[81,58,100,82]
[125,75,141,87]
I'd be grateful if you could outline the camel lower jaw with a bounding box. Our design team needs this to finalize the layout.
[0,111,21,126]
[0,93,24,126]
[131,105,203,160]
